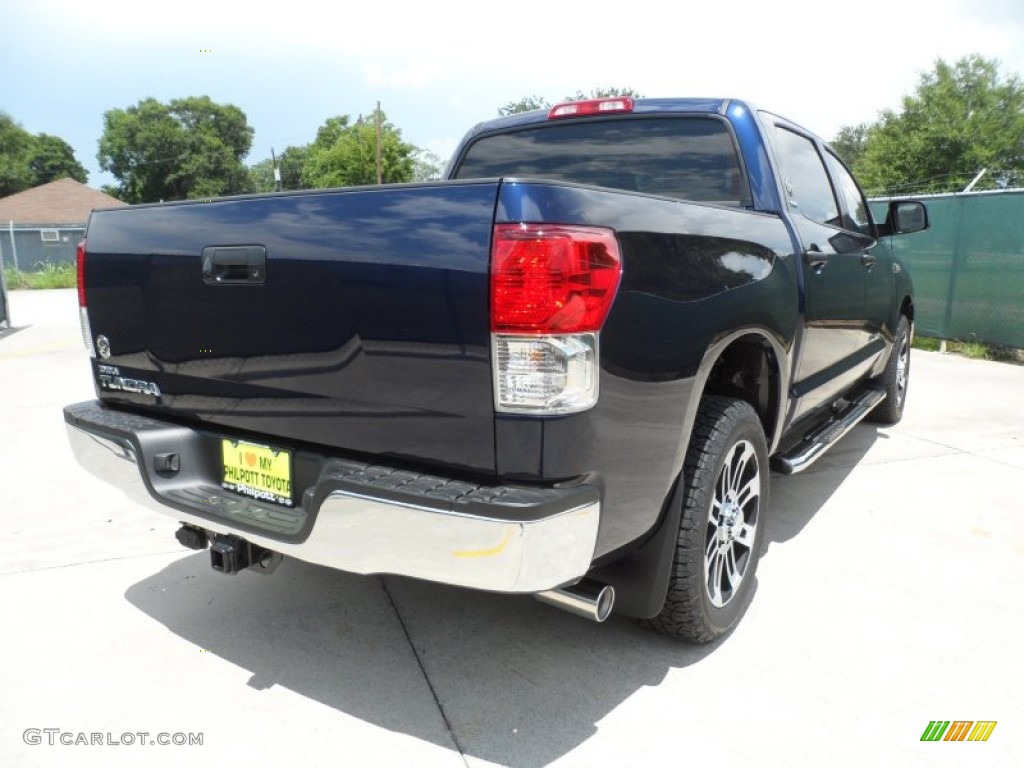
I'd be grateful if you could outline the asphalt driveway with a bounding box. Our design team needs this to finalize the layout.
[1,289,1021,767]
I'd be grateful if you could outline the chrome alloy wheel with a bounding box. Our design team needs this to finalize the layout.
[704,439,760,608]
[895,334,910,407]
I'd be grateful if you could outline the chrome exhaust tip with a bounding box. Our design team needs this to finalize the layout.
[535,580,615,623]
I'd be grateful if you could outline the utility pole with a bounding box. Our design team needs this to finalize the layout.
[8,220,19,272]
[375,101,383,185]
[271,146,282,192]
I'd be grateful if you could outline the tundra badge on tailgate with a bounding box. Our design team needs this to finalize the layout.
[97,364,162,398]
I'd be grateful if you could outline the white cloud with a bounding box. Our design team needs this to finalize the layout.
[425,137,461,166]
[364,62,446,90]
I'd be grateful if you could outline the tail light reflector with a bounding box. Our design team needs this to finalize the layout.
[76,239,87,307]
[77,240,95,357]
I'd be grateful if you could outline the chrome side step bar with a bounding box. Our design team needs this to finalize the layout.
[772,388,886,475]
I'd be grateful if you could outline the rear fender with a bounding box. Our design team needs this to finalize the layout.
[590,327,787,618]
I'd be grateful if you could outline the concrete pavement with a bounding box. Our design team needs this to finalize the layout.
[1,289,1021,767]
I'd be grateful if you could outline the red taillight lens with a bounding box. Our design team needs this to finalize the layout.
[548,97,634,119]
[76,240,86,307]
[76,239,95,357]
[490,224,622,333]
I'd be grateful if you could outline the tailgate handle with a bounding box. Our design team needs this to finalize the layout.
[202,246,266,284]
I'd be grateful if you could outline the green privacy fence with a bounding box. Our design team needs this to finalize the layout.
[870,190,1024,349]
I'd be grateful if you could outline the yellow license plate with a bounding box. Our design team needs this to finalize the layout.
[221,439,293,507]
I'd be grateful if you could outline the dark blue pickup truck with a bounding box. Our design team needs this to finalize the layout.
[64,97,927,641]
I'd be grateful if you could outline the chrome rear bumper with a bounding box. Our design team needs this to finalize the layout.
[64,401,600,593]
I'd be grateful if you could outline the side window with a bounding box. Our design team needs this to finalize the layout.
[771,126,839,227]
[825,152,873,236]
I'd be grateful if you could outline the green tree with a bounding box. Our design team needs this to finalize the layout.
[301,109,416,188]
[312,116,351,149]
[0,112,35,196]
[412,149,443,181]
[248,145,309,192]
[499,87,643,116]
[830,123,869,169]
[498,95,551,117]
[29,134,88,185]
[97,96,254,203]
[247,158,276,193]
[847,55,1024,195]
[1,115,89,194]
[563,86,644,101]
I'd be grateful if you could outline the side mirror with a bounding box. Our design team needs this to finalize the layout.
[828,229,877,254]
[885,201,929,235]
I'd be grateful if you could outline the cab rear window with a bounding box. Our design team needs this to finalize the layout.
[453,116,749,206]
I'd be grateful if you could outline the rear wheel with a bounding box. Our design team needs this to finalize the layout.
[868,315,911,425]
[642,396,768,643]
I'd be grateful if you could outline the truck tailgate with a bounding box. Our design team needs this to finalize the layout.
[82,181,499,473]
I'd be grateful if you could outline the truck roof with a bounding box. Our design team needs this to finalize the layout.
[464,97,756,139]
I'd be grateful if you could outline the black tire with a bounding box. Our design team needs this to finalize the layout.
[642,396,769,643]
[868,315,911,425]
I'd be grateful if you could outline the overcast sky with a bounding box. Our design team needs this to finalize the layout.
[3,0,1022,189]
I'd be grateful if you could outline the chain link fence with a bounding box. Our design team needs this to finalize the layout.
[1,225,85,327]
[0,265,8,328]
[3,224,85,272]
[871,189,1024,349]
[0,231,10,327]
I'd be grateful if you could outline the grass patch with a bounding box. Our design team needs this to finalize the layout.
[953,339,988,360]
[913,334,1024,364]
[3,261,77,290]
[3,266,30,289]
[911,336,941,352]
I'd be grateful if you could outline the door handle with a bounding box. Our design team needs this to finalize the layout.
[860,253,878,268]
[803,248,828,272]
[202,246,266,284]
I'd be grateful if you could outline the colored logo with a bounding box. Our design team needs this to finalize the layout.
[921,721,997,742]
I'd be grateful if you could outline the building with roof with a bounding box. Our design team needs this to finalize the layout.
[0,178,126,273]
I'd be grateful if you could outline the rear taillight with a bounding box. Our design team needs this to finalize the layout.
[76,240,86,307]
[491,224,621,334]
[548,97,635,119]
[77,240,95,357]
[490,224,622,415]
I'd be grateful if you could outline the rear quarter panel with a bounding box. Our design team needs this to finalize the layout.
[495,181,799,557]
